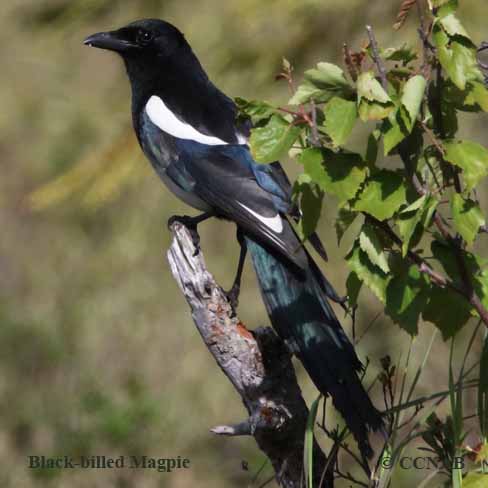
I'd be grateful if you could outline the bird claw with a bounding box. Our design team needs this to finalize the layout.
[225,284,240,313]
[168,215,201,254]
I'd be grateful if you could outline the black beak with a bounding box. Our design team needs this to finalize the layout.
[83,31,137,52]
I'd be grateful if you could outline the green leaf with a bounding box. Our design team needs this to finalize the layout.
[304,394,321,488]
[353,170,407,221]
[297,183,324,240]
[335,207,357,245]
[346,241,389,303]
[432,0,458,18]
[305,62,352,93]
[386,263,429,335]
[301,148,367,203]
[289,82,329,105]
[397,202,426,256]
[365,129,381,164]
[465,81,488,112]
[479,334,488,439]
[422,286,472,339]
[357,71,394,122]
[444,140,488,191]
[382,44,418,65]
[359,100,395,122]
[249,115,302,163]
[463,472,488,488]
[382,112,408,155]
[451,194,486,245]
[324,97,357,146]
[359,223,390,273]
[401,195,428,213]
[290,62,354,105]
[401,75,426,131]
[357,71,392,104]
[397,195,439,256]
[346,272,362,308]
[235,98,275,125]
[439,14,469,39]
[431,240,487,285]
[433,24,479,90]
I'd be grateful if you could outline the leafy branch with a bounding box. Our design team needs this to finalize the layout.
[240,0,488,340]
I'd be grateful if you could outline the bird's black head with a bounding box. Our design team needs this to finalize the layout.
[84,19,207,113]
[84,19,185,59]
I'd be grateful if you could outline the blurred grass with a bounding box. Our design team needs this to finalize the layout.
[1,1,488,487]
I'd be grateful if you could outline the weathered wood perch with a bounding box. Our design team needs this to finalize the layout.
[167,222,333,488]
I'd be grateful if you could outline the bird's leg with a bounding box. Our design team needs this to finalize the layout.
[225,228,247,311]
[167,212,213,254]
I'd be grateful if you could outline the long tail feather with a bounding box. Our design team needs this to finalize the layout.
[245,234,383,458]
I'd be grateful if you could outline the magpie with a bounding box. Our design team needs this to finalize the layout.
[84,19,384,458]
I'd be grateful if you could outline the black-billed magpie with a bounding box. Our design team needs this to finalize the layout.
[84,19,383,458]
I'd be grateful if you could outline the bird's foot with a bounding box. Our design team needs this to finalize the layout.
[224,283,241,314]
[168,215,201,254]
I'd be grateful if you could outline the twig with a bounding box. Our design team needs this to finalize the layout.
[415,0,432,79]
[167,222,332,488]
[310,100,320,147]
[420,121,445,156]
[366,25,388,90]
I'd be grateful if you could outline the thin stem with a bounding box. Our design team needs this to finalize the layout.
[366,25,388,90]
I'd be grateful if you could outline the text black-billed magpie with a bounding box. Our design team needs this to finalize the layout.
[84,19,383,458]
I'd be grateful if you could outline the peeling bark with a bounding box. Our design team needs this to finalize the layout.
[167,222,332,488]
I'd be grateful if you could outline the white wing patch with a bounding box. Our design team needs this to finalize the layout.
[237,202,283,233]
[146,96,228,146]
[236,132,248,145]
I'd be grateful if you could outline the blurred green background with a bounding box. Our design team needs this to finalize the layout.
[1,1,487,487]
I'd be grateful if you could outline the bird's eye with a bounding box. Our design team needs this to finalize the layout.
[137,30,153,45]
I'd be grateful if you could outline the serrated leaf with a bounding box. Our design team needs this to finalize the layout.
[359,223,390,273]
[346,272,362,308]
[357,71,392,104]
[301,148,367,203]
[324,97,357,146]
[235,98,275,125]
[250,115,302,163]
[401,195,427,213]
[397,195,438,256]
[358,100,395,122]
[382,112,408,155]
[451,194,485,245]
[305,62,352,93]
[386,264,429,335]
[401,75,426,131]
[335,207,357,245]
[444,140,488,191]
[431,241,488,312]
[465,81,488,112]
[432,0,458,18]
[353,170,407,221]
[297,183,323,240]
[346,242,389,303]
[397,202,426,256]
[382,44,418,65]
[422,286,472,339]
[290,62,354,105]
[288,82,330,105]
[365,130,381,164]
[433,24,479,90]
[439,14,469,39]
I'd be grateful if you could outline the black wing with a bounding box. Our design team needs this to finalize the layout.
[170,146,309,272]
